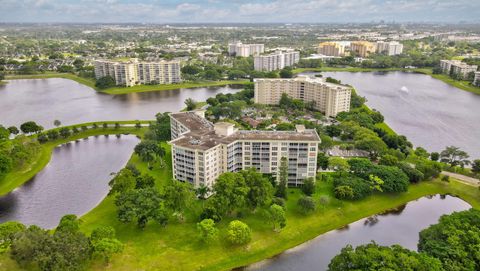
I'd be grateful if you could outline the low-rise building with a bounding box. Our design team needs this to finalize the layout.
[169,110,320,189]
[375,41,403,56]
[254,50,300,72]
[228,42,265,57]
[440,60,478,80]
[350,41,376,57]
[254,76,352,117]
[318,42,345,57]
[94,58,181,87]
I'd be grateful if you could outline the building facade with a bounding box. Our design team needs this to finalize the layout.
[169,110,320,189]
[318,42,345,57]
[350,41,376,57]
[94,59,181,87]
[254,50,300,72]
[440,60,478,80]
[228,42,265,57]
[474,71,480,86]
[375,41,404,56]
[254,76,352,117]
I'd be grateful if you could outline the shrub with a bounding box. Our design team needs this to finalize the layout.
[297,196,316,215]
[226,220,251,245]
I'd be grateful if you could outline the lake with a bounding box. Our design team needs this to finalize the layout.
[246,195,471,271]
[302,71,480,159]
[0,134,139,228]
[0,78,241,129]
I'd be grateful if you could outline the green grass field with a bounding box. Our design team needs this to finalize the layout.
[0,120,479,270]
[5,73,250,95]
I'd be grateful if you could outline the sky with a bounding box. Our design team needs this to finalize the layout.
[1,0,479,23]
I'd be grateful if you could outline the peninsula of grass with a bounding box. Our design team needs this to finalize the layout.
[0,121,148,196]
[5,72,250,95]
[65,165,480,270]
[0,120,479,270]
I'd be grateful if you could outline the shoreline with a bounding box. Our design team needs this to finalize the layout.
[293,67,480,95]
[4,73,250,95]
[0,121,149,196]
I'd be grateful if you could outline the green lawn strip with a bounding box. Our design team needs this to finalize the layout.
[413,69,480,95]
[5,73,250,95]
[100,80,250,95]
[0,125,146,196]
[5,72,97,89]
[375,122,397,136]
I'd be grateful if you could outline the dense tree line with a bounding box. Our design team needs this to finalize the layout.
[0,215,122,270]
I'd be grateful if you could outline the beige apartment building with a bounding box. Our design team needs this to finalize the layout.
[350,41,376,57]
[94,59,181,87]
[318,42,345,57]
[254,50,300,72]
[440,60,478,80]
[228,42,265,57]
[375,41,403,56]
[169,110,320,189]
[254,76,352,117]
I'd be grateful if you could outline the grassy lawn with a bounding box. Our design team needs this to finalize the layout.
[5,73,250,95]
[413,68,480,95]
[0,122,147,196]
[77,167,480,271]
[0,126,479,270]
[5,72,97,89]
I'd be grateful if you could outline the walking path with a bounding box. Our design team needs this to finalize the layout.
[442,171,480,187]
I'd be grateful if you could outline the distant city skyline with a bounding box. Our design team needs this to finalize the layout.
[1,0,479,24]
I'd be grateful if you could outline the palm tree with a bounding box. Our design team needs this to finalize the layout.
[195,185,210,201]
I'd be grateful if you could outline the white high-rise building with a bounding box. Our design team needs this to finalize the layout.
[254,76,352,117]
[94,59,181,87]
[169,110,320,189]
[254,50,300,72]
[228,42,265,57]
[440,60,478,80]
[376,41,404,56]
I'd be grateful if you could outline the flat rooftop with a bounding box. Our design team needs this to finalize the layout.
[254,76,352,90]
[170,112,320,150]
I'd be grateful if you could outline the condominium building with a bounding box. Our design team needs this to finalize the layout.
[254,50,300,72]
[94,59,181,87]
[228,42,265,57]
[169,110,320,189]
[376,41,404,56]
[350,41,376,57]
[474,71,480,86]
[254,76,352,117]
[440,60,478,80]
[318,42,345,57]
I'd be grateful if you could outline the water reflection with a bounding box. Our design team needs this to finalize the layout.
[246,195,470,271]
[301,71,480,159]
[0,135,139,228]
[0,78,241,129]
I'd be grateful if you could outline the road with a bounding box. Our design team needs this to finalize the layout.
[442,171,480,187]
